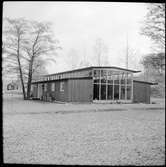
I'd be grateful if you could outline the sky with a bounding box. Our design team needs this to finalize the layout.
[3,2,154,74]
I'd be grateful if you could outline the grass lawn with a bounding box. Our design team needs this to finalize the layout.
[3,93,165,165]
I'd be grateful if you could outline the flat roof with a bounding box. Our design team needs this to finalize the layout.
[43,66,141,77]
[133,80,158,85]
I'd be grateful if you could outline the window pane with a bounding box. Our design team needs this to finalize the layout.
[121,73,126,84]
[94,79,100,83]
[101,77,106,83]
[42,84,44,91]
[121,85,125,100]
[93,84,99,100]
[94,70,100,78]
[127,79,131,85]
[126,73,132,84]
[127,86,131,100]
[101,84,106,100]
[114,79,119,84]
[108,85,113,100]
[121,78,125,84]
[108,76,113,84]
[114,85,119,100]
[114,75,119,84]
[101,70,104,77]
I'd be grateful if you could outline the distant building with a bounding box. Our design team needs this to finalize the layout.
[7,82,18,90]
[31,66,157,104]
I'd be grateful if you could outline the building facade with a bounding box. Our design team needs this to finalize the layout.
[31,66,155,103]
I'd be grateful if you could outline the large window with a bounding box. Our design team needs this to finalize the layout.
[93,69,132,101]
[93,84,99,100]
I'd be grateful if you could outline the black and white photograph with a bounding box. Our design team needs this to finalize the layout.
[2,1,165,165]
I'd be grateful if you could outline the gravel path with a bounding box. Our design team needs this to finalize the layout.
[3,94,165,165]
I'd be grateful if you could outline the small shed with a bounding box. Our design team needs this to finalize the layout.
[7,82,18,90]
[133,80,157,104]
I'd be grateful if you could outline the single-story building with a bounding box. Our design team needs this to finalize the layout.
[31,66,157,103]
[7,82,18,90]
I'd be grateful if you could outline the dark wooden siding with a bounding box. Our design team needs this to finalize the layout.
[68,79,93,102]
[47,80,68,102]
[133,81,150,104]
[32,80,68,101]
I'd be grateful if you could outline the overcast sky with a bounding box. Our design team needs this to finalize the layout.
[3,2,153,74]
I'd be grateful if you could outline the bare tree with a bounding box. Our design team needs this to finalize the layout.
[23,21,61,99]
[3,18,29,99]
[140,52,165,97]
[32,58,50,77]
[3,18,61,99]
[140,3,165,50]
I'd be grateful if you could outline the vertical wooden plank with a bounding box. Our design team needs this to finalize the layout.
[77,80,80,102]
[68,80,71,102]
[78,79,81,102]
[106,70,108,100]
[75,80,78,102]
[70,80,73,102]
[81,79,85,102]
[72,80,74,102]
[74,79,76,102]
[80,80,82,102]
[99,70,101,100]
[131,73,133,102]
[148,84,150,104]
[125,73,127,100]
[92,69,94,101]
[55,81,58,100]
[112,76,114,100]
[68,80,70,102]
[65,80,68,102]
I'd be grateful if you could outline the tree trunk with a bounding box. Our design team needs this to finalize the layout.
[17,38,26,100]
[18,58,27,100]
[26,57,34,99]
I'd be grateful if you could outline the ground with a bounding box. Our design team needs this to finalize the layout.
[3,91,165,165]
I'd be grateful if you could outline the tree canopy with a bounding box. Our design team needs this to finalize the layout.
[141,52,165,75]
[140,3,165,51]
[3,17,61,99]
